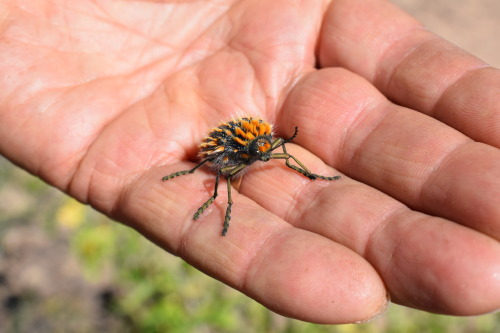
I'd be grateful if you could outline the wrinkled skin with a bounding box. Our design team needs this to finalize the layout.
[1,0,499,324]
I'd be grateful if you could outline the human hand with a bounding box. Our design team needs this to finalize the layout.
[0,0,499,324]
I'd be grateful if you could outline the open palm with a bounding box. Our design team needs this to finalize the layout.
[1,0,499,324]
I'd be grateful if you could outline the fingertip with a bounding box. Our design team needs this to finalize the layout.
[245,230,388,324]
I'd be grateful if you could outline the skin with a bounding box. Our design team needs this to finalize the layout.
[1,0,499,324]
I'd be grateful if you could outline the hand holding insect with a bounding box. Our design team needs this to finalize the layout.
[1,0,499,326]
[162,117,341,236]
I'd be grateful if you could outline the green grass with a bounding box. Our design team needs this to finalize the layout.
[0,157,498,332]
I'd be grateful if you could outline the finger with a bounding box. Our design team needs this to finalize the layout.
[240,144,500,315]
[278,67,500,241]
[116,164,388,324]
[318,0,500,147]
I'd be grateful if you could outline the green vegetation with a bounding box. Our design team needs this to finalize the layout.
[0,158,498,332]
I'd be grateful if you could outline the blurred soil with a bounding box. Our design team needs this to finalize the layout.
[0,163,127,332]
[0,226,125,333]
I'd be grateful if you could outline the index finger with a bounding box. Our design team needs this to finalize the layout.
[319,0,500,147]
[116,163,388,324]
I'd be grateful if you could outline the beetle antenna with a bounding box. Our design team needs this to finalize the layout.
[284,126,298,143]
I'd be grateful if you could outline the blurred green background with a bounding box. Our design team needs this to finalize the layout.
[1,157,499,333]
